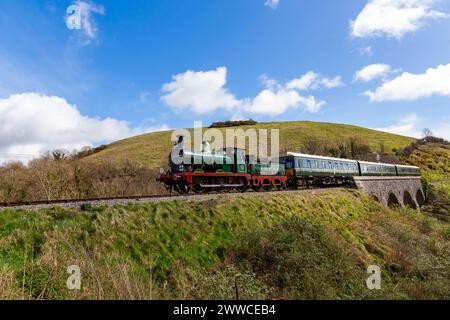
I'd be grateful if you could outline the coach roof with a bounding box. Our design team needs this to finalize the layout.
[285,152,358,163]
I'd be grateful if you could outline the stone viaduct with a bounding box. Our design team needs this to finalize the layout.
[353,176,425,209]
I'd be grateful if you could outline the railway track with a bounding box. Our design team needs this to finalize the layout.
[0,187,343,211]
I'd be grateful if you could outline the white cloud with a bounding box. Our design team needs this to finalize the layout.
[365,63,450,101]
[264,0,280,9]
[350,0,448,39]
[375,113,422,137]
[286,72,319,91]
[320,76,344,89]
[286,72,343,90]
[243,89,326,116]
[358,46,373,56]
[161,67,240,114]
[161,68,339,116]
[354,63,392,82]
[243,89,301,116]
[66,1,105,40]
[375,113,450,140]
[0,93,167,163]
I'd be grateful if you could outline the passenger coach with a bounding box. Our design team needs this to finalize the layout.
[358,161,396,176]
[281,152,359,186]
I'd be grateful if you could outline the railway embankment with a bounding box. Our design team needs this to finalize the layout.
[1,188,448,299]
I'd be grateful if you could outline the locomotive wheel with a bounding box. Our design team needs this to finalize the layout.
[238,185,248,192]
[237,178,248,192]
[173,184,182,194]
[192,182,203,194]
[174,181,190,194]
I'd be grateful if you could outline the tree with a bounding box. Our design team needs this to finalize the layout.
[422,128,433,138]
[51,149,69,161]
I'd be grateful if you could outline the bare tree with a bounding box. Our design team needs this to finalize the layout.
[423,128,433,138]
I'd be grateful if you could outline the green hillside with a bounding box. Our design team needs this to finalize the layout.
[86,121,416,168]
[1,190,448,299]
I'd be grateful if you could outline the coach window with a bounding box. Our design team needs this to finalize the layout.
[307,160,311,168]
[300,159,305,168]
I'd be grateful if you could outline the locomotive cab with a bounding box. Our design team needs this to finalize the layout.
[223,147,247,173]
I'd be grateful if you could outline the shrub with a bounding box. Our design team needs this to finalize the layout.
[227,216,367,299]
[209,120,258,128]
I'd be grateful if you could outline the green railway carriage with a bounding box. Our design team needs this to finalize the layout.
[358,161,397,176]
[396,164,421,176]
[282,152,359,179]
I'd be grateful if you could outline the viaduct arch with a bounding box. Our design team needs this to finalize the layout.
[353,177,424,209]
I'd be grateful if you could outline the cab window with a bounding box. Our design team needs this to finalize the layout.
[285,157,294,169]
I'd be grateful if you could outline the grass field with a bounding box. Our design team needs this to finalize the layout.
[0,189,448,300]
[85,121,415,168]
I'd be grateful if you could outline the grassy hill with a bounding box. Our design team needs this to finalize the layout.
[85,121,416,168]
[1,190,448,299]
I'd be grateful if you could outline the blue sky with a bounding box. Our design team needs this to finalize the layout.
[1,0,450,161]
